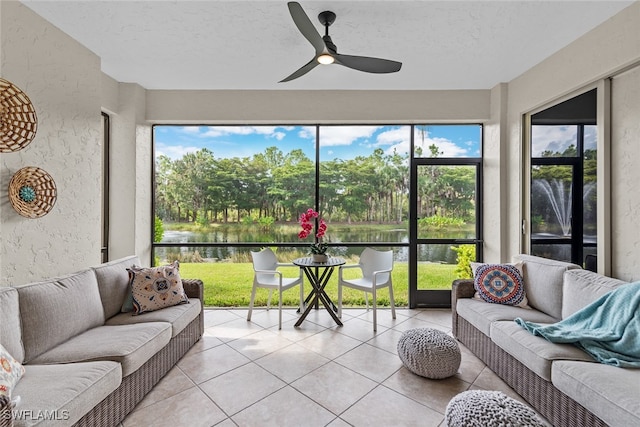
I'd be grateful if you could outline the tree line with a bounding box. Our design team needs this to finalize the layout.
[155,146,477,225]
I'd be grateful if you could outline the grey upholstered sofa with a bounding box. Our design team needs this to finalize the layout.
[452,254,640,427]
[0,256,204,427]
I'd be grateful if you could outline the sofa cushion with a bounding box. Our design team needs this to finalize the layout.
[490,321,594,381]
[92,255,140,320]
[13,361,121,427]
[513,254,580,319]
[562,269,628,318]
[0,343,25,400]
[15,269,105,363]
[456,298,556,336]
[471,262,528,308]
[105,298,201,337]
[28,323,171,377]
[128,262,189,314]
[552,360,640,427]
[0,287,23,363]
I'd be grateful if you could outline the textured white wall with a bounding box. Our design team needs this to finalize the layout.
[611,66,640,281]
[0,2,102,285]
[505,2,640,276]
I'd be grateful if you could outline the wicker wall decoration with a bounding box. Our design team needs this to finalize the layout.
[0,78,38,153]
[8,167,57,218]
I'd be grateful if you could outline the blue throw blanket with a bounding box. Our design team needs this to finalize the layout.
[515,281,640,368]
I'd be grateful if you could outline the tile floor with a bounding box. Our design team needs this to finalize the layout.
[121,307,550,427]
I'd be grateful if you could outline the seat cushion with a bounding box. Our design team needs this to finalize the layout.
[15,269,105,363]
[92,255,140,319]
[105,298,201,337]
[552,360,640,427]
[28,323,171,377]
[490,321,594,381]
[456,298,556,336]
[0,287,23,363]
[13,361,121,427]
[513,254,580,319]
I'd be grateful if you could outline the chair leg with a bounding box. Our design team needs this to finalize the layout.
[299,280,304,313]
[247,283,257,321]
[267,289,273,310]
[337,283,343,318]
[278,288,283,330]
[372,287,377,332]
[364,292,369,311]
[388,282,396,320]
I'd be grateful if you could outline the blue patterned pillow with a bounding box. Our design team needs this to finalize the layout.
[471,262,529,308]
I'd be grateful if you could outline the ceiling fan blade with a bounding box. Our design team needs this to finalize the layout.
[279,58,319,82]
[334,54,402,74]
[287,2,325,55]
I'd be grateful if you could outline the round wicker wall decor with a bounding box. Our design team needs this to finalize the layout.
[9,167,57,218]
[0,78,38,153]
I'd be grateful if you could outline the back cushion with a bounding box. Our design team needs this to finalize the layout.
[92,255,140,319]
[16,269,104,363]
[513,254,581,319]
[562,269,628,318]
[0,287,24,363]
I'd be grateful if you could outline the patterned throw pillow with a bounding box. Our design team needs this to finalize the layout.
[127,261,189,315]
[471,262,529,308]
[0,343,25,400]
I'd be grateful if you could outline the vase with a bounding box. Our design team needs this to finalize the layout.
[312,253,328,263]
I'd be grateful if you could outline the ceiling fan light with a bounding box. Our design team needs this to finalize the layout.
[317,54,334,65]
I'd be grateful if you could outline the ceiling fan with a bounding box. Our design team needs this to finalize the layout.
[280,1,402,82]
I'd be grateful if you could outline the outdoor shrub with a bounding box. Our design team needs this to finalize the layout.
[451,244,475,279]
[154,215,164,242]
[419,215,465,229]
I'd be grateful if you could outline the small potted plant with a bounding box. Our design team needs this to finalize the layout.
[298,208,329,262]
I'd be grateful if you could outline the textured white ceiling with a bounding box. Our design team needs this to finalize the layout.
[20,1,635,90]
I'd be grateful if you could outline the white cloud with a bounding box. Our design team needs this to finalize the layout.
[531,125,577,156]
[319,126,382,146]
[155,142,200,160]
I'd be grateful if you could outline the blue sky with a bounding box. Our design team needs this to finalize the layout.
[531,125,596,156]
[154,125,481,161]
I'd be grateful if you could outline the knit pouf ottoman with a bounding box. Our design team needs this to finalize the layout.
[445,390,547,427]
[397,328,461,379]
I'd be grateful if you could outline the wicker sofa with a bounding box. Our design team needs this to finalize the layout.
[452,254,640,427]
[0,256,204,427]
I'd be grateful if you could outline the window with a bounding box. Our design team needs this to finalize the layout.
[529,89,597,267]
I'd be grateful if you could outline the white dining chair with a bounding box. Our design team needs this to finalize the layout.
[247,248,304,329]
[338,247,395,331]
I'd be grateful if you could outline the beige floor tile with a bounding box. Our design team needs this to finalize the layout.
[178,344,250,384]
[133,365,195,410]
[298,307,345,329]
[298,328,362,359]
[383,367,472,413]
[199,362,286,416]
[291,361,378,414]
[254,342,330,383]
[340,385,443,427]
[366,328,406,355]
[392,316,451,333]
[337,316,389,341]
[471,366,520,400]
[326,417,352,427]
[454,343,486,384]
[122,386,226,427]
[245,308,299,329]
[206,317,265,342]
[267,318,327,341]
[334,343,403,383]
[414,309,454,328]
[227,329,295,360]
[231,386,336,427]
[353,308,409,329]
[203,308,244,327]
[187,333,225,355]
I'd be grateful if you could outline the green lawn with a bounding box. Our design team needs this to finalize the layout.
[179,262,456,307]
